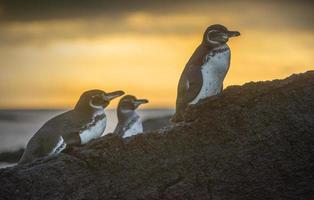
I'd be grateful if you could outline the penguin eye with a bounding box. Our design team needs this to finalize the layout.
[120,99,134,109]
[91,96,104,106]
[207,30,227,43]
[207,30,220,40]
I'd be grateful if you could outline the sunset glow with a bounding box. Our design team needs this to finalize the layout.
[0,0,313,109]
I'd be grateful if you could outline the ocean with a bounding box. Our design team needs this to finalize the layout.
[0,109,174,153]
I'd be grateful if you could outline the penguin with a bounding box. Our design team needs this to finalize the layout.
[172,24,240,123]
[18,89,124,164]
[113,95,149,138]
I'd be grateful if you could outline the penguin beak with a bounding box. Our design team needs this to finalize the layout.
[134,99,149,107]
[103,90,125,101]
[227,31,240,38]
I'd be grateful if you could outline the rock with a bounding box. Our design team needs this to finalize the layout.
[0,71,313,200]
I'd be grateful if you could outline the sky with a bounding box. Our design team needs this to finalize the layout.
[0,0,313,109]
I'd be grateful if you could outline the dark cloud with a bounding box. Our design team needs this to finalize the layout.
[1,0,313,22]
[0,0,194,22]
[0,0,313,46]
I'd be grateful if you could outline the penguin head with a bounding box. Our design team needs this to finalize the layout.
[75,89,125,112]
[118,95,149,112]
[203,24,240,46]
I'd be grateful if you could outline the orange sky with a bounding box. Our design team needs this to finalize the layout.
[0,0,313,109]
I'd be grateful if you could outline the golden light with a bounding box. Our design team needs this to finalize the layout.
[0,1,313,109]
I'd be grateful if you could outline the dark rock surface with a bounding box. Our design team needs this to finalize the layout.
[0,71,314,200]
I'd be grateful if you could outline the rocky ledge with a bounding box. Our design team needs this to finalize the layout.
[0,71,313,200]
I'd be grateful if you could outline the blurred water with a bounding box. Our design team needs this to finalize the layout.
[0,109,173,152]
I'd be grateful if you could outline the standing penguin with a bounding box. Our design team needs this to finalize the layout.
[113,95,149,138]
[172,24,240,122]
[19,89,124,164]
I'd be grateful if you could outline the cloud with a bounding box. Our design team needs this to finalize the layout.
[1,0,313,22]
[0,0,194,22]
[0,0,313,46]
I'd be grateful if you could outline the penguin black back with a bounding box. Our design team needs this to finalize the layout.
[172,24,240,123]
[18,89,125,164]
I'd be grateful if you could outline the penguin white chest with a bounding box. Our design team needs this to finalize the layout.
[190,50,230,105]
[79,118,107,144]
[123,119,143,138]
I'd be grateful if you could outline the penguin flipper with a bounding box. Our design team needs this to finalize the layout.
[63,132,81,147]
[173,65,203,123]
[183,66,203,103]
[60,111,92,147]
[61,132,82,154]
